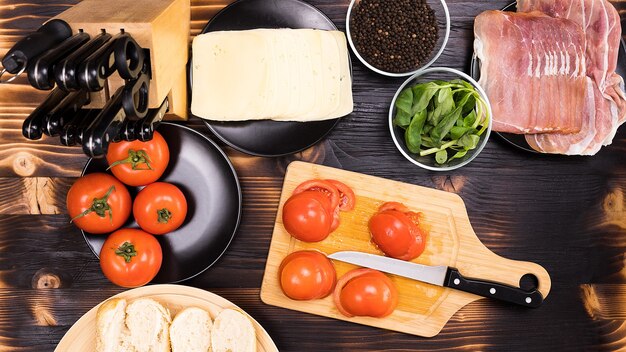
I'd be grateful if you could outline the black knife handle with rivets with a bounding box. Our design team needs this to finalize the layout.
[444,268,544,308]
[82,85,126,158]
[27,31,90,90]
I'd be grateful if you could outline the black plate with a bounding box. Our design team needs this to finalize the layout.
[470,2,626,153]
[81,122,241,283]
[193,0,344,157]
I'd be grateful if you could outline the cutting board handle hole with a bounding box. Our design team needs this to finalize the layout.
[519,273,539,291]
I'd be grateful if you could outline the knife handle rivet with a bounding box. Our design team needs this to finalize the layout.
[453,278,460,285]
[489,288,496,294]
[525,297,532,304]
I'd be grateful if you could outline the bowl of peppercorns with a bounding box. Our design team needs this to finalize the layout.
[346,0,450,77]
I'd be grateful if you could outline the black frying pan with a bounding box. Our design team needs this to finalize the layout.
[81,122,242,283]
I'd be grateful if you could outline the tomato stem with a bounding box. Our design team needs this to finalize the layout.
[107,149,153,171]
[115,242,137,263]
[70,186,116,223]
[157,208,172,224]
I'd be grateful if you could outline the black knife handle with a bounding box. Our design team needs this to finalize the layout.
[122,71,150,120]
[43,90,91,136]
[444,268,543,308]
[114,34,145,80]
[137,98,168,141]
[60,109,97,146]
[1,19,72,76]
[54,31,112,91]
[82,86,126,158]
[78,33,128,91]
[22,88,70,140]
[27,31,90,90]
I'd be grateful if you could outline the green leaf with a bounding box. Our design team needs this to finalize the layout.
[463,110,477,127]
[461,94,477,116]
[431,104,463,142]
[393,88,413,128]
[435,149,448,164]
[450,126,473,140]
[404,109,428,153]
[449,150,468,161]
[458,134,481,149]
[411,82,439,115]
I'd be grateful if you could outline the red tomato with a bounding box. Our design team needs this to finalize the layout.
[293,180,340,211]
[283,179,356,242]
[66,173,132,234]
[333,268,398,318]
[369,202,426,261]
[326,179,355,211]
[279,250,336,300]
[106,131,169,186]
[282,191,333,242]
[99,228,163,287]
[133,182,188,235]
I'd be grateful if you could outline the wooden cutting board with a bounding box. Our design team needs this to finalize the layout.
[260,161,551,337]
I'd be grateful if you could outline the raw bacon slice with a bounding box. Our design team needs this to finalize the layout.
[474,11,588,134]
[525,78,600,155]
[518,0,626,154]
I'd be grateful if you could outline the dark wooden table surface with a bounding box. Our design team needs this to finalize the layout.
[1,0,626,351]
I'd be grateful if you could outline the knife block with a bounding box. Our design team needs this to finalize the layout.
[53,0,190,120]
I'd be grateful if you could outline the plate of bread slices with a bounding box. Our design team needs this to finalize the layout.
[55,284,278,352]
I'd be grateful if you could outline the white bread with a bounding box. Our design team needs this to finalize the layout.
[96,298,128,352]
[124,298,172,352]
[170,307,213,352]
[211,309,256,352]
[95,298,171,352]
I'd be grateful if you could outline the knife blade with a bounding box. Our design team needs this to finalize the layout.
[328,251,544,308]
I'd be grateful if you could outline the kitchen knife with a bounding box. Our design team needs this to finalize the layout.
[22,87,70,140]
[78,32,134,92]
[82,85,128,158]
[54,31,113,91]
[27,31,91,90]
[114,34,145,80]
[60,109,98,146]
[136,98,168,141]
[43,90,91,136]
[328,251,544,308]
[121,69,150,120]
[0,19,72,83]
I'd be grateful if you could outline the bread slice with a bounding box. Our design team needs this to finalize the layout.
[170,307,213,352]
[95,298,171,352]
[96,298,128,352]
[124,298,171,352]
[211,309,256,352]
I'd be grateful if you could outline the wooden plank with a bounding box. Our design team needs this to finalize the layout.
[0,177,71,214]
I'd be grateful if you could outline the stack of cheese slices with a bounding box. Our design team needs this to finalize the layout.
[96,298,256,352]
[191,28,353,122]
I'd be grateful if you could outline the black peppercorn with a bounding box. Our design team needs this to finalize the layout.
[351,0,439,73]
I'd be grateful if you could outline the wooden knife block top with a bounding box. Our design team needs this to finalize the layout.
[54,0,190,120]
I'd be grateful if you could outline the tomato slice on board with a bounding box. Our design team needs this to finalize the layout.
[282,191,333,242]
[326,179,355,211]
[279,250,337,300]
[333,268,398,318]
[293,180,340,212]
[369,202,427,261]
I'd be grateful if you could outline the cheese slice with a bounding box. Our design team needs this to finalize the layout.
[191,28,353,122]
